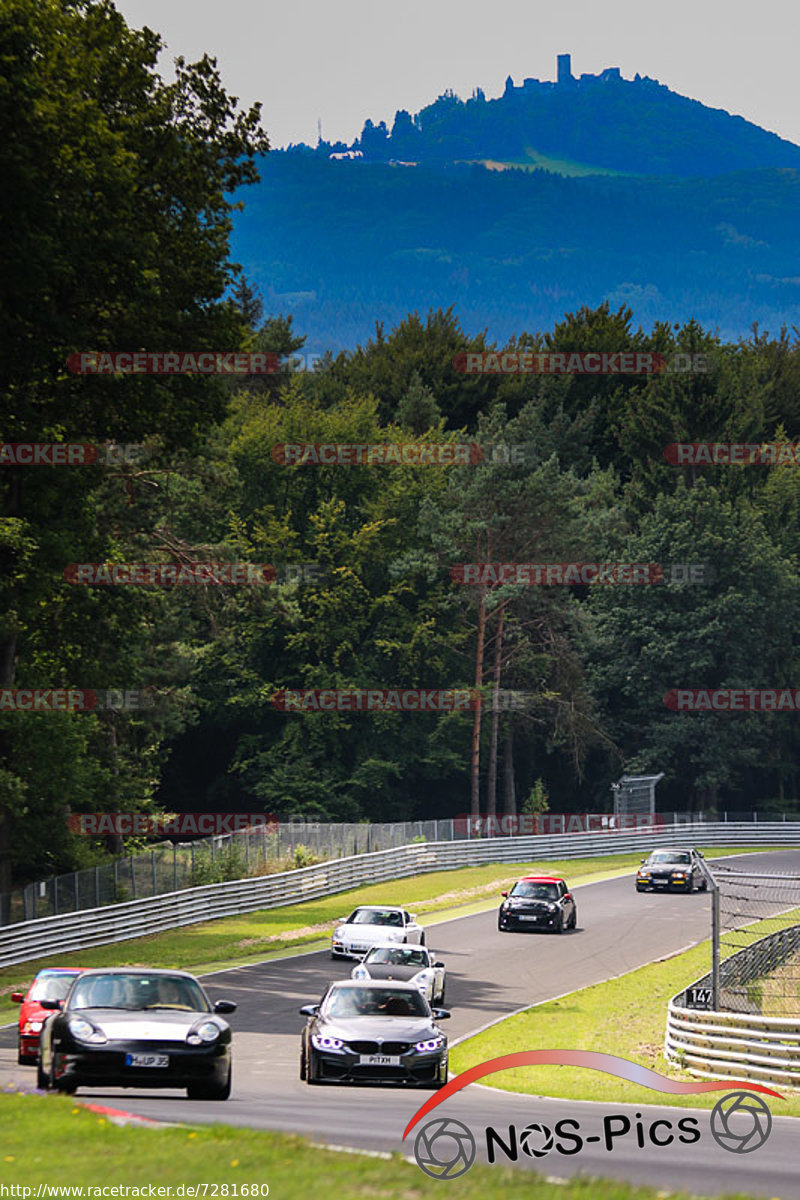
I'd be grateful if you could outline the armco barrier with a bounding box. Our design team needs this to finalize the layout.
[2,822,799,970]
[665,924,800,1088]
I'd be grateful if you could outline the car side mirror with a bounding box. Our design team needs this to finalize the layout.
[213,1000,237,1014]
[299,1004,320,1017]
[431,1008,451,1020]
[39,999,62,1010]
[640,858,646,864]
[563,894,572,901]
[434,962,445,969]
[698,852,705,858]
[501,891,508,898]
[10,992,24,1004]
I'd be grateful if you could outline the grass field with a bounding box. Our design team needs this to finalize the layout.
[0,846,767,1018]
[450,910,800,1116]
[0,1092,772,1198]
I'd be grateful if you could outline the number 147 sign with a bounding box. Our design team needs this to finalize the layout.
[686,986,713,1008]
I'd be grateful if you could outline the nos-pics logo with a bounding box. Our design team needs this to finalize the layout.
[413,1094,772,1179]
[404,1052,781,1181]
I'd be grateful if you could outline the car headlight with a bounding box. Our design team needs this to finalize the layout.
[68,1016,107,1045]
[187,1021,220,1045]
[672,872,686,878]
[638,870,651,877]
[23,1020,43,1034]
[352,966,369,980]
[311,1034,344,1051]
[412,969,434,990]
[333,926,347,939]
[414,1036,444,1053]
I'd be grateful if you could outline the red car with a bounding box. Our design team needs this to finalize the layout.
[11,967,87,1065]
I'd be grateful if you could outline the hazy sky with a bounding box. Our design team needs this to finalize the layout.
[117,0,799,149]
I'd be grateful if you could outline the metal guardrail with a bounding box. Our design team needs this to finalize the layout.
[2,822,799,970]
[4,808,797,927]
[665,924,800,1088]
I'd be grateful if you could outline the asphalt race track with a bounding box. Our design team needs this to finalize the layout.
[2,850,799,1198]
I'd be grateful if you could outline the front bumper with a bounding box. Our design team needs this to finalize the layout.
[312,1045,447,1085]
[498,908,561,930]
[18,1033,39,1061]
[52,1040,230,1089]
[637,874,689,890]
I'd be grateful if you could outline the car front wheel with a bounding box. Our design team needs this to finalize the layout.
[36,1059,50,1090]
[305,1047,322,1084]
[187,1065,231,1101]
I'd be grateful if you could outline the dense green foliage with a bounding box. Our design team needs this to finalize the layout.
[1,1,799,888]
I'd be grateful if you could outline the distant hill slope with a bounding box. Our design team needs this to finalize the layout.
[232,156,800,352]
[298,59,800,178]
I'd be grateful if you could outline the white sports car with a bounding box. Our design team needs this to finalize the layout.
[350,944,446,1004]
[331,905,425,959]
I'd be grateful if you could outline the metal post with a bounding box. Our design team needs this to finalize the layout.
[173,843,178,891]
[130,856,137,899]
[113,858,118,902]
[95,866,100,908]
[711,884,720,1010]
[74,872,79,913]
[152,851,157,895]
[700,854,724,1012]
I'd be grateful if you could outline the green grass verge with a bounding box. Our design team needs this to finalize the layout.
[0,846,773,1020]
[0,1092,768,1199]
[450,909,800,1117]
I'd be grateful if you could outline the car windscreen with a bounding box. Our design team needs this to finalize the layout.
[348,909,403,926]
[69,973,209,1011]
[366,947,428,966]
[650,852,690,864]
[29,972,81,1002]
[325,987,429,1018]
[511,882,559,900]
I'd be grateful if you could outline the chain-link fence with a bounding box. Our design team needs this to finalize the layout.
[0,819,455,926]
[2,808,798,929]
[709,864,800,1014]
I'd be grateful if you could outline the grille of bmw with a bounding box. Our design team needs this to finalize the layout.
[346,1041,411,1055]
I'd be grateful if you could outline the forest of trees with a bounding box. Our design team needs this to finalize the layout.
[2,1,799,892]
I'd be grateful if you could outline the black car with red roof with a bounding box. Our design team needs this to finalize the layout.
[497,875,577,933]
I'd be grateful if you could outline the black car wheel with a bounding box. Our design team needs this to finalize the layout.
[554,912,565,934]
[699,877,708,892]
[419,932,426,947]
[55,1079,77,1095]
[299,1043,307,1080]
[36,1059,50,1090]
[635,883,646,892]
[187,1064,231,1101]
[305,1046,321,1084]
[568,908,577,930]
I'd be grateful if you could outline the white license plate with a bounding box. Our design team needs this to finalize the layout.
[359,1054,400,1066]
[519,915,542,921]
[125,1053,169,1068]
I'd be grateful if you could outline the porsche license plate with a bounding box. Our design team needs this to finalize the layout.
[125,1053,169,1068]
[359,1054,400,1066]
